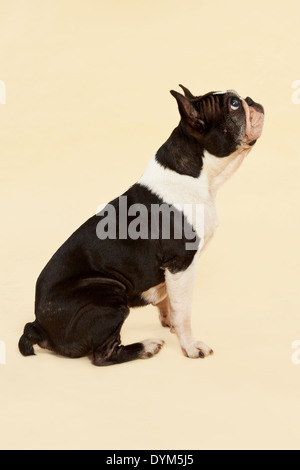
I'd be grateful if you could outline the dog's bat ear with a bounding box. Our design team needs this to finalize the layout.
[170,89,205,131]
[178,84,195,99]
[170,90,196,118]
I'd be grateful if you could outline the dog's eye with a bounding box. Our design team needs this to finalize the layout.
[230,98,240,110]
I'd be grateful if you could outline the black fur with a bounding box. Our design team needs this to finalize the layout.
[19,184,197,365]
[156,125,203,177]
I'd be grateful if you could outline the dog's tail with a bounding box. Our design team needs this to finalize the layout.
[18,321,46,356]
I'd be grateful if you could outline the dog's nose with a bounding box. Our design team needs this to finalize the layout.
[245,97,254,106]
[245,96,264,115]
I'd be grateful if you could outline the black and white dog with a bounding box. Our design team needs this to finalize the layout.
[19,86,264,366]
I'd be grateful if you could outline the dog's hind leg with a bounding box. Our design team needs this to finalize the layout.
[92,310,165,366]
[59,302,164,366]
[32,277,165,366]
[93,338,165,366]
[93,311,164,366]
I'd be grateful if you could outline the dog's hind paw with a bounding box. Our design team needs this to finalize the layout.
[140,339,165,359]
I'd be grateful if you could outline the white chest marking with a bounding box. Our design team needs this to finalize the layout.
[138,149,248,252]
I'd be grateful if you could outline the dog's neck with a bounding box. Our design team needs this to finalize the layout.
[153,125,250,200]
[155,125,203,178]
[201,148,250,196]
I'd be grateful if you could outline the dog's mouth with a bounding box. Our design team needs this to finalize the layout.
[242,97,264,146]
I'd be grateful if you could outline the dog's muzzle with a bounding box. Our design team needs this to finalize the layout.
[243,96,264,146]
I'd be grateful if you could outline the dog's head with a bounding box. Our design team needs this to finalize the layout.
[170,85,264,157]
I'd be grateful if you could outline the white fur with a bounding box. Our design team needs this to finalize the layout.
[141,282,167,305]
[140,339,164,358]
[213,90,239,96]
[164,255,213,357]
[202,149,249,194]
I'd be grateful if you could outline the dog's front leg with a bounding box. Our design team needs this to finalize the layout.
[165,258,213,358]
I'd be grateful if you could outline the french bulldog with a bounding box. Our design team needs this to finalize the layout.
[19,86,264,366]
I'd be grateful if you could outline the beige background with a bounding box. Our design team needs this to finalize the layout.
[1,0,300,450]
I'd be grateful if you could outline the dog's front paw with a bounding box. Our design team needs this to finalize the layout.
[182,341,213,359]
